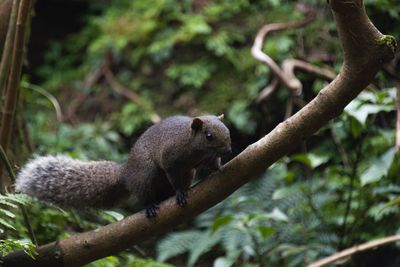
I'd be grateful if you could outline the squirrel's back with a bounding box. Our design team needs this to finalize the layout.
[15,155,126,209]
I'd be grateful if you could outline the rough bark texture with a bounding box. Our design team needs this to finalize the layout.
[2,0,397,266]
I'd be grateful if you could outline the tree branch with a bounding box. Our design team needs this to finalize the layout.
[0,0,31,192]
[0,0,12,52]
[308,235,400,267]
[0,0,19,94]
[251,12,315,96]
[103,65,161,124]
[2,0,396,266]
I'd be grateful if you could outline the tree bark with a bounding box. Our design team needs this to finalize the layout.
[0,0,12,52]
[2,0,397,266]
[0,0,32,191]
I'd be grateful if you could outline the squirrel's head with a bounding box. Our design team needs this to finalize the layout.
[190,114,231,155]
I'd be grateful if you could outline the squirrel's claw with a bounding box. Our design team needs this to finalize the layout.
[176,190,188,207]
[145,204,159,218]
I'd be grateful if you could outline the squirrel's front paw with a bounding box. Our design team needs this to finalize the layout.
[145,204,159,218]
[176,190,188,207]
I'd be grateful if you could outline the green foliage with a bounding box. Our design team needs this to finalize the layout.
[28,112,125,162]
[36,0,309,129]
[166,60,216,89]
[0,194,32,234]
[344,89,395,126]
[0,239,37,260]
[0,194,36,261]
[88,254,173,267]
[115,103,152,135]
[360,147,396,186]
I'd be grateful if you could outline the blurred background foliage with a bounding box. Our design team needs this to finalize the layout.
[2,0,400,266]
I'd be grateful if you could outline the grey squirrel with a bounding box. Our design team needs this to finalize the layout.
[15,115,231,218]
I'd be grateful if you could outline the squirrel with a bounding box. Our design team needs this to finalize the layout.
[15,115,231,218]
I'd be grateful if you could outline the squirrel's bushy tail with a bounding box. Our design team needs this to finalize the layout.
[15,155,126,209]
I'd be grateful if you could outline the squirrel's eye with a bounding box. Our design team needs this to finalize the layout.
[206,133,213,141]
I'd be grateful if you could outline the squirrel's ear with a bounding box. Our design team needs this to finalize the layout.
[191,118,203,131]
[217,114,224,120]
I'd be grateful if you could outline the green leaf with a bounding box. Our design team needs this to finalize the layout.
[292,153,330,169]
[378,197,400,214]
[166,60,216,88]
[0,239,37,259]
[0,219,16,230]
[258,226,276,238]
[360,148,397,186]
[0,200,18,209]
[211,215,233,234]
[345,102,393,125]
[227,101,256,134]
[101,210,124,221]
[0,209,16,218]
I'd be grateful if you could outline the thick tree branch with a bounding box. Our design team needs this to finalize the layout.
[2,0,396,266]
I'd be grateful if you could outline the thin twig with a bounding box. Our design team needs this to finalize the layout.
[281,59,336,82]
[339,138,363,249]
[255,78,279,104]
[396,84,400,151]
[18,101,33,153]
[103,67,141,103]
[251,15,315,95]
[103,66,161,123]
[22,81,63,122]
[329,121,351,170]
[284,96,294,119]
[0,145,16,182]
[308,235,400,267]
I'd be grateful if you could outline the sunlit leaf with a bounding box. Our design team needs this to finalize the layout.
[360,148,396,186]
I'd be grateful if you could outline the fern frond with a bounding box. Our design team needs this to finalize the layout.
[157,230,203,262]
[188,230,222,267]
[0,208,16,218]
[0,218,16,231]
